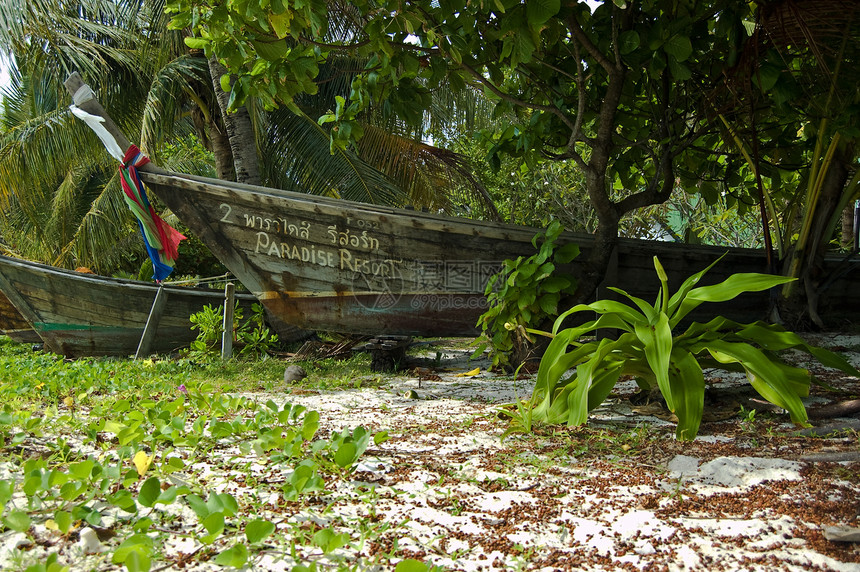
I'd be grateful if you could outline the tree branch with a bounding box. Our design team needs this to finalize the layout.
[567,12,614,73]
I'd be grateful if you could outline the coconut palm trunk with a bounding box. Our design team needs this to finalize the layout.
[208,56,260,185]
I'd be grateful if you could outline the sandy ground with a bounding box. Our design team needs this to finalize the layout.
[1,334,859,571]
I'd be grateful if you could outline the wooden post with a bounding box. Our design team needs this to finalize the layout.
[222,282,235,360]
[136,285,168,359]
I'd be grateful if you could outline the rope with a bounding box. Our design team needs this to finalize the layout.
[162,273,235,287]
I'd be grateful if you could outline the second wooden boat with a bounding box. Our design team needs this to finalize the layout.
[0,255,303,357]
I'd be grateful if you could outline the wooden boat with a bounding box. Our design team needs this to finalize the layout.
[0,255,301,357]
[133,172,860,333]
[65,75,860,336]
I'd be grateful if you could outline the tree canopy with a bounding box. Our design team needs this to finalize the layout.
[167,0,760,297]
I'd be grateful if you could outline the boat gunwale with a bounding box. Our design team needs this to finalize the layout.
[140,170,779,259]
[0,254,256,301]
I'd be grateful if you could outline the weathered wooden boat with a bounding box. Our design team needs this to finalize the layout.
[0,255,300,357]
[130,173,860,332]
[65,75,860,336]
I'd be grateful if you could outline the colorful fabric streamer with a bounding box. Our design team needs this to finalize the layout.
[119,146,186,282]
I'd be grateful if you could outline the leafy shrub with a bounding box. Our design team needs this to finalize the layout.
[189,302,278,359]
[474,221,579,369]
[530,255,859,440]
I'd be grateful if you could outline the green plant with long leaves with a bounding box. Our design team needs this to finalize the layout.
[529,255,860,440]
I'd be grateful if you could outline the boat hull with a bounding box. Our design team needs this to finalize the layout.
[0,255,297,357]
[0,290,36,341]
[141,171,860,335]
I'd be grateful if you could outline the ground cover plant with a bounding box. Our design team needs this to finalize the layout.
[0,339,431,571]
[188,302,279,359]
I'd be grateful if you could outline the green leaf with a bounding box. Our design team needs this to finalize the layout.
[185,494,209,519]
[202,512,225,541]
[695,340,808,424]
[608,288,658,324]
[334,442,358,468]
[674,273,794,325]
[735,322,860,376]
[59,481,87,501]
[184,37,209,50]
[133,518,153,533]
[540,276,571,293]
[635,314,674,411]
[667,255,725,321]
[668,56,692,80]
[72,505,102,526]
[552,301,637,335]
[395,559,433,572]
[533,330,583,398]
[752,63,782,92]
[137,477,161,508]
[214,544,249,568]
[667,349,705,440]
[3,510,31,532]
[538,293,559,315]
[124,550,152,572]
[107,489,138,513]
[554,243,580,264]
[252,39,288,61]
[112,535,154,565]
[0,480,12,507]
[269,12,292,38]
[663,35,693,62]
[69,459,96,481]
[211,493,239,517]
[619,30,640,54]
[587,358,627,411]
[566,338,620,426]
[246,519,276,543]
[312,528,350,553]
[54,510,73,533]
[302,410,320,440]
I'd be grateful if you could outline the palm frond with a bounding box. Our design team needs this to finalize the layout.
[263,108,406,204]
[357,125,499,218]
[139,55,210,153]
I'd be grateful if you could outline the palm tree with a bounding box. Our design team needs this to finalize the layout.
[0,0,500,275]
[0,0,213,272]
[259,54,499,216]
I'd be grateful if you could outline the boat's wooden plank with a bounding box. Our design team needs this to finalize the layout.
[11,280,219,327]
[0,291,31,332]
